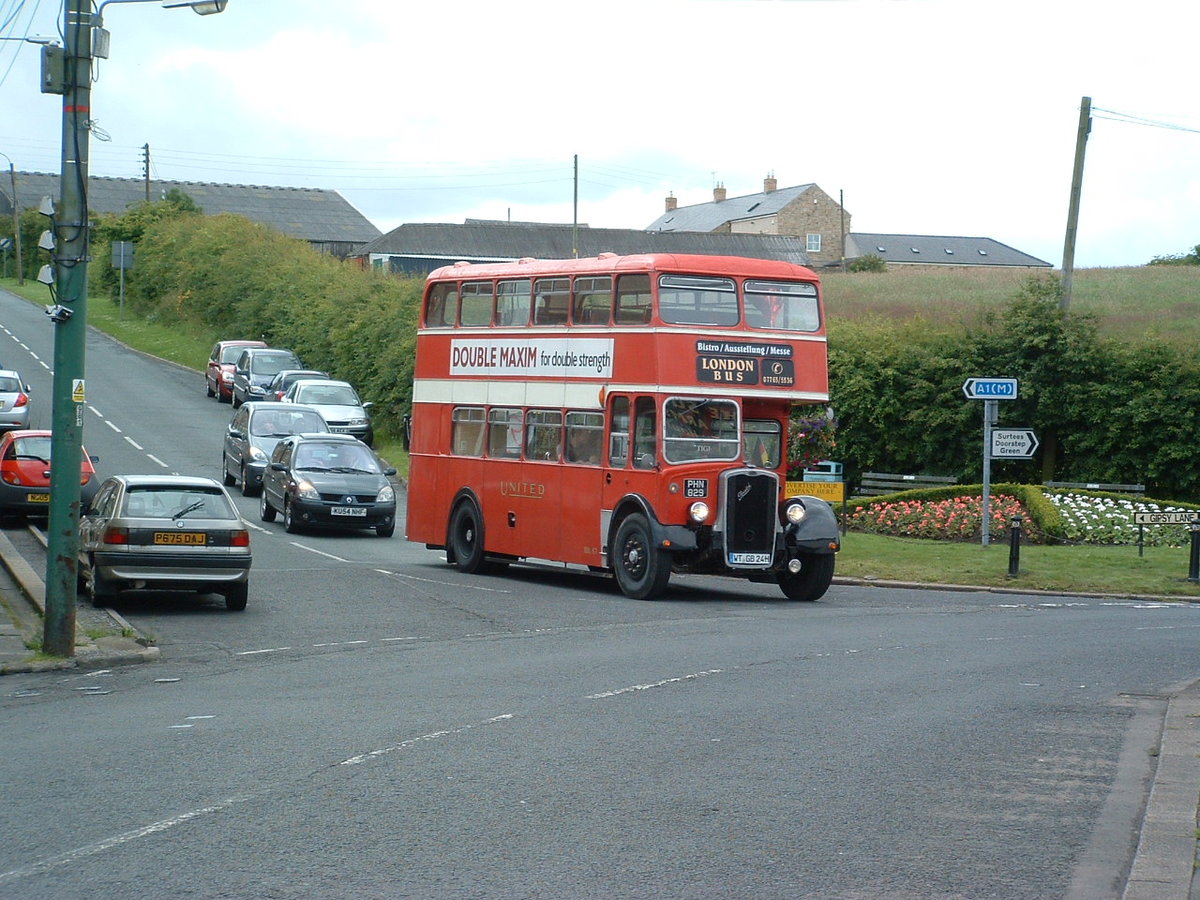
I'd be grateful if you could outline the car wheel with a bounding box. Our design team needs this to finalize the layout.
[777,554,836,602]
[222,456,236,487]
[85,555,118,608]
[231,393,242,409]
[206,379,215,398]
[240,465,257,497]
[224,583,248,612]
[283,496,301,533]
[376,519,395,538]
[448,499,488,573]
[259,489,276,522]
[612,513,672,600]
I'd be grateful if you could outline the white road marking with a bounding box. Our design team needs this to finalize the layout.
[377,569,512,593]
[587,669,725,700]
[339,714,515,766]
[291,542,349,562]
[235,647,293,656]
[123,435,143,450]
[0,797,251,883]
[146,454,168,468]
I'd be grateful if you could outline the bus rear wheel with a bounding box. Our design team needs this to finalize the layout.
[777,554,836,602]
[613,514,671,600]
[449,499,488,574]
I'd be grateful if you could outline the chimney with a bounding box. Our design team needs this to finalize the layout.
[665,193,677,212]
[713,183,726,202]
[763,173,777,193]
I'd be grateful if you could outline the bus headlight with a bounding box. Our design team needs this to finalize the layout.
[784,501,807,525]
[688,501,711,523]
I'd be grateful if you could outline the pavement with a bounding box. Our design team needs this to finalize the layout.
[0,533,1196,897]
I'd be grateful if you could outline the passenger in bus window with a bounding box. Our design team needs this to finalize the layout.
[567,426,601,465]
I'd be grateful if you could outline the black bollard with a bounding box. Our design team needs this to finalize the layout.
[1189,524,1200,583]
[1007,515,1022,578]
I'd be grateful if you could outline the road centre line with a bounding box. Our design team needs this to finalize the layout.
[0,796,252,884]
[377,568,512,593]
[291,542,350,562]
[123,435,143,450]
[146,454,169,468]
[587,668,725,700]
[338,714,515,767]
[236,647,293,656]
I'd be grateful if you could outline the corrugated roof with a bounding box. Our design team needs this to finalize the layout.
[846,232,1053,267]
[355,221,812,266]
[645,183,817,233]
[4,171,380,245]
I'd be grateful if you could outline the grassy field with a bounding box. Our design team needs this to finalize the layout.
[3,265,1197,598]
[822,265,1200,346]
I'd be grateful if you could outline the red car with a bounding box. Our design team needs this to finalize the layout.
[206,339,267,403]
[0,429,100,517]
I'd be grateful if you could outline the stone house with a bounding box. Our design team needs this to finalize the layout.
[645,176,849,267]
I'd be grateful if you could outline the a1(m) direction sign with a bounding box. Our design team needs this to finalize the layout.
[963,377,1018,400]
[990,428,1038,458]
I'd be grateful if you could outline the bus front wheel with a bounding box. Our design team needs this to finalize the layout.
[449,500,488,574]
[613,514,671,600]
[777,554,836,602]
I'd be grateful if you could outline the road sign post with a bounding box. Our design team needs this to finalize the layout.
[962,377,1020,546]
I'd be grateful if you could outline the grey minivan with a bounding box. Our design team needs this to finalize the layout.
[231,348,302,407]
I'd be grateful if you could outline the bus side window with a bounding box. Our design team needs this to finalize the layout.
[460,281,494,327]
[633,397,656,469]
[572,276,612,326]
[488,408,523,459]
[565,411,603,464]
[534,278,570,326]
[608,397,630,468]
[451,407,485,456]
[496,279,531,326]
[614,274,651,326]
[426,283,457,328]
[525,410,563,461]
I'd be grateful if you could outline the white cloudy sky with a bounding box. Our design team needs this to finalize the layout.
[2,0,1198,267]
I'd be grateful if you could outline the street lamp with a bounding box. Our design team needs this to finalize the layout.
[41,0,228,657]
[0,151,24,285]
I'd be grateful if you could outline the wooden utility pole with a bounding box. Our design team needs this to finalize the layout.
[142,143,150,201]
[1060,96,1091,311]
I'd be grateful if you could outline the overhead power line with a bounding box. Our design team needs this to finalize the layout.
[1091,107,1200,135]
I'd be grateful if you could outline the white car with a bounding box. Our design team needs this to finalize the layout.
[280,378,374,446]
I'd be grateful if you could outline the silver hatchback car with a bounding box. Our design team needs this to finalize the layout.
[78,474,252,611]
[0,369,32,432]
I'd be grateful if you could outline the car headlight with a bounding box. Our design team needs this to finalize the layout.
[377,484,395,504]
[784,501,807,525]
[296,478,320,500]
[349,417,368,426]
[688,501,710,523]
[221,371,234,383]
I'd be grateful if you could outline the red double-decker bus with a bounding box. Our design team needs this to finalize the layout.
[405,252,839,600]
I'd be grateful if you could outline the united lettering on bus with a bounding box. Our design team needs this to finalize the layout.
[500,480,546,498]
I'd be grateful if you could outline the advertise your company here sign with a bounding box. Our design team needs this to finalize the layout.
[450,338,614,378]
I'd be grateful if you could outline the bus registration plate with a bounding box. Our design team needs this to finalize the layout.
[332,507,366,517]
[728,552,772,566]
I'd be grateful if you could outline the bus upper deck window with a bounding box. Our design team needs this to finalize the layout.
[743,280,821,332]
[534,278,570,326]
[460,281,494,327]
[573,276,613,326]
[614,274,652,325]
[496,279,532,326]
[658,275,738,326]
[425,283,457,328]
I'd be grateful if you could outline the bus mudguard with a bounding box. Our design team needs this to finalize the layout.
[609,494,698,554]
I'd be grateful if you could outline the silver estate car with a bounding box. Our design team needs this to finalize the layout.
[79,474,252,611]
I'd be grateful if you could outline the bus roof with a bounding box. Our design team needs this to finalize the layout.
[426,253,820,283]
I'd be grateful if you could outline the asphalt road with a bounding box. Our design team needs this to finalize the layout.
[1,288,1198,899]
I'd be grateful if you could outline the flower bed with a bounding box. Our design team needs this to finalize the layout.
[848,494,1030,541]
[1045,492,1195,546]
